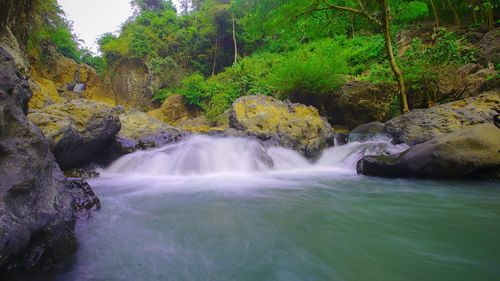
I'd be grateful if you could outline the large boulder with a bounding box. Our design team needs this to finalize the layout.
[408,65,499,108]
[349,122,385,142]
[112,109,185,156]
[110,58,154,110]
[229,95,334,157]
[477,28,499,66]
[149,94,199,124]
[28,74,63,110]
[357,123,500,179]
[28,99,121,170]
[334,81,397,128]
[0,47,76,278]
[385,92,500,145]
[0,48,31,113]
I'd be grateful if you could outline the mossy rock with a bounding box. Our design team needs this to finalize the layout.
[229,95,334,158]
[385,92,500,145]
[28,99,121,170]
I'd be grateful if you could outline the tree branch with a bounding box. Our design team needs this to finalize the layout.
[321,0,382,26]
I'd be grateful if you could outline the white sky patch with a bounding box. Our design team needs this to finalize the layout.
[58,0,182,54]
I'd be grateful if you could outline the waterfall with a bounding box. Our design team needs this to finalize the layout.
[74,83,85,92]
[316,135,409,170]
[105,135,408,177]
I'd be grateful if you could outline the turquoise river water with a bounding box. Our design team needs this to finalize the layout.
[45,136,500,281]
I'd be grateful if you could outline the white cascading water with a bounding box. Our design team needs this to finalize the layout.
[316,135,409,170]
[74,83,85,93]
[104,135,408,177]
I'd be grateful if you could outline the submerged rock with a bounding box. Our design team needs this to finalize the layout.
[0,48,76,278]
[66,178,101,218]
[229,95,334,158]
[357,123,500,179]
[28,99,121,170]
[385,92,500,145]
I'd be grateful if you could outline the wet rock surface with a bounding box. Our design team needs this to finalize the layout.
[0,47,77,279]
[385,92,500,145]
[358,123,500,180]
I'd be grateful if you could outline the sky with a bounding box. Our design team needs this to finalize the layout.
[58,0,181,53]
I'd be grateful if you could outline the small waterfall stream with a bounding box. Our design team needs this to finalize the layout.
[73,83,85,92]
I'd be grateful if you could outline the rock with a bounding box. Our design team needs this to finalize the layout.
[64,164,101,180]
[334,81,398,128]
[110,58,154,110]
[149,94,201,124]
[349,122,385,142]
[28,99,121,170]
[477,28,499,66]
[0,26,29,75]
[175,116,213,133]
[385,92,500,145]
[229,95,334,158]
[0,48,76,278]
[28,74,63,110]
[357,124,500,179]
[408,65,498,109]
[0,47,31,113]
[66,178,101,218]
[103,109,186,161]
[118,109,185,149]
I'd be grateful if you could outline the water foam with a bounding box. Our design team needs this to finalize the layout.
[104,135,408,177]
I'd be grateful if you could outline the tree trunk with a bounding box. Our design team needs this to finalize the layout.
[212,37,218,76]
[382,0,409,113]
[447,0,461,26]
[232,14,238,64]
[471,0,478,24]
[430,0,440,27]
[487,4,494,30]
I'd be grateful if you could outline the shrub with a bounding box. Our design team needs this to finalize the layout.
[267,39,348,99]
[178,73,209,107]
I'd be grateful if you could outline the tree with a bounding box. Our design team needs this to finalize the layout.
[131,0,168,12]
[312,0,411,112]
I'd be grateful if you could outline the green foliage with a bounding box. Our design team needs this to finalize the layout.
[267,39,348,98]
[28,0,82,62]
[92,0,487,120]
[395,1,429,23]
[178,73,210,107]
[153,88,173,103]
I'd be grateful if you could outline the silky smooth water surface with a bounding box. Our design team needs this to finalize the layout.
[46,136,500,281]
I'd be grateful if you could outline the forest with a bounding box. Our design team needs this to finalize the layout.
[31,0,498,121]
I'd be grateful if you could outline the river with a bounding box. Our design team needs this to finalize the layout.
[47,135,500,281]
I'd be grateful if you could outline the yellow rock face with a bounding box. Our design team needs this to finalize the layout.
[149,94,199,124]
[28,75,63,110]
[230,95,333,157]
[118,109,179,140]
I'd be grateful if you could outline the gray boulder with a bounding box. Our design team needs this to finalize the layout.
[349,122,385,142]
[28,99,121,170]
[0,48,77,278]
[385,92,500,145]
[357,123,500,179]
